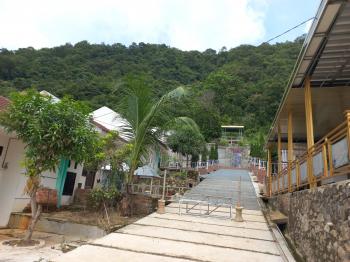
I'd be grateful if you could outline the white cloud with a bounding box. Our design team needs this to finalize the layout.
[0,0,267,51]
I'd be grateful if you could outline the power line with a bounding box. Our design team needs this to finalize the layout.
[262,17,315,44]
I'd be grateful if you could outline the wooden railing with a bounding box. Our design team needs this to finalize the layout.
[270,116,350,195]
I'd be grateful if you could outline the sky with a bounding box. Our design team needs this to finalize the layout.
[0,0,320,51]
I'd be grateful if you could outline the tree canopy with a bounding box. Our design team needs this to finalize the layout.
[0,90,99,177]
[0,37,304,146]
[168,124,205,162]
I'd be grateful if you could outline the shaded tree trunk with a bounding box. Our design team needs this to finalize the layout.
[120,173,134,217]
[24,190,42,241]
[120,193,132,217]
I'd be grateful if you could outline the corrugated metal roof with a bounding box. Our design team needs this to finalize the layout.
[91,106,130,140]
[290,0,350,88]
[267,0,350,144]
[221,125,244,129]
[134,165,160,178]
[310,3,350,87]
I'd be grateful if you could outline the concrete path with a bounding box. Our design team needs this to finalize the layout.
[54,169,284,262]
[186,169,260,210]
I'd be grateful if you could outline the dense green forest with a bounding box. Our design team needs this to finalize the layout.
[0,37,304,148]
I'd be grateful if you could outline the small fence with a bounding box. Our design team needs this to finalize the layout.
[129,184,189,199]
[162,160,219,171]
[178,177,244,219]
[191,160,219,169]
[178,196,234,219]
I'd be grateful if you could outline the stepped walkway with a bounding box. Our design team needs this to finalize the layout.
[54,169,284,262]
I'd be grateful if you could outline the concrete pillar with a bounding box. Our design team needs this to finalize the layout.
[157,199,165,214]
[234,206,244,222]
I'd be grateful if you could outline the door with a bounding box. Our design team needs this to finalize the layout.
[83,168,96,189]
[63,172,76,196]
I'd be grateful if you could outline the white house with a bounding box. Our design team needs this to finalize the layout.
[0,101,172,227]
[0,95,86,227]
[83,106,128,189]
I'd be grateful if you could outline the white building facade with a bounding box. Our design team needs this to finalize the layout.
[0,127,86,227]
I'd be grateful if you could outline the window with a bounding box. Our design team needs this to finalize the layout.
[0,146,3,157]
[74,162,78,169]
[62,172,76,196]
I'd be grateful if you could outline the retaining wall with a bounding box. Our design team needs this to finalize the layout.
[130,194,158,215]
[268,179,350,262]
[8,213,106,239]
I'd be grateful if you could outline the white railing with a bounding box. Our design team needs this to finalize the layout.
[191,160,219,170]
[129,184,190,199]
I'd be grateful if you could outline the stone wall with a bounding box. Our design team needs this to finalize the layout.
[73,188,91,206]
[8,212,105,239]
[131,194,158,215]
[268,180,350,262]
[268,192,290,216]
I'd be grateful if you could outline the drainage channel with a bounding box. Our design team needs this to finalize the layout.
[258,197,297,262]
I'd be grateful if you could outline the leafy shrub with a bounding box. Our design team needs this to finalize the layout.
[173,171,187,180]
[187,170,198,180]
[88,187,121,210]
[219,138,229,146]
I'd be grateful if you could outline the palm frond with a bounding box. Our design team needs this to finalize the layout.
[117,80,192,182]
[172,116,201,134]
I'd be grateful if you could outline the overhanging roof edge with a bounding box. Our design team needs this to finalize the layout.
[265,0,344,148]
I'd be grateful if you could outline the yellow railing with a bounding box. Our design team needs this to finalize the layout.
[270,115,350,195]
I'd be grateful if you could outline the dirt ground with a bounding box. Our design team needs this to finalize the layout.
[0,211,144,262]
[41,209,143,231]
[0,229,65,262]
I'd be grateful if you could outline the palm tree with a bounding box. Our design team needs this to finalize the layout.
[119,77,200,184]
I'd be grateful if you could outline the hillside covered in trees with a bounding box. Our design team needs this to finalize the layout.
[0,37,304,149]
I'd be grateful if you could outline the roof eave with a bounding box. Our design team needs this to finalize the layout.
[265,0,342,147]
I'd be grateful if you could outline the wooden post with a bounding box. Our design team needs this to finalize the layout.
[277,124,282,174]
[322,142,328,177]
[304,76,315,187]
[296,160,300,188]
[345,110,350,161]
[267,148,272,196]
[287,111,293,192]
[277,124,282,192]
[158,169,167,214]
[327,140,334,176]
[162,169,167,200]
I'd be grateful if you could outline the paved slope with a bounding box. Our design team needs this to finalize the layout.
[54,169,283,262]
[183,169,260,210]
